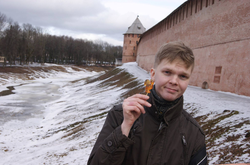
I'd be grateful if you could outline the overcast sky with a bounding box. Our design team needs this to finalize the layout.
[0,0,186,46]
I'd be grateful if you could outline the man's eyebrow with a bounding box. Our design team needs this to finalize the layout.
[163,67,172,71]
[163,67,190,75]
[180,71,191,77]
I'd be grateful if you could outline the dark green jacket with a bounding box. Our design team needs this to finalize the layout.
[88,93,207,165]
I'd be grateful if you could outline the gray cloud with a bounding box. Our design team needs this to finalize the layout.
[0,0,106,26]
[0,0,128,44]
[0,0,186,45]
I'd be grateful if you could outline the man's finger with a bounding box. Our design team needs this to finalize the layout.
[131,98,151,108]
[124,105,142,116]
[130,94,149,100]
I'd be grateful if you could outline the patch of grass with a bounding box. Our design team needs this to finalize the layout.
[44,111,109,139]
[217,143,247,164]
[226,134,242,141]
[184,103,200,116]
[198,110,239,141]
[194,110,250,163]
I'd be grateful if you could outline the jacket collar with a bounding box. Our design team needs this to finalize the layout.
[146,92,183,125]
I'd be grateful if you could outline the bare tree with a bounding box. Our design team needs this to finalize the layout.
[0,12,122,66]
[33,27,45,64]
[64,37,71,63]
[2,22,21,65]
[22,23,36,64]
[0,12,7,61]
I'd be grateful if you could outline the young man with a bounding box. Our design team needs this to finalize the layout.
[88,41,207,165]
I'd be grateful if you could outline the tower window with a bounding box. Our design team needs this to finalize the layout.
[129,40,131,44]
[128,34,130,37]
[132,34,134,37]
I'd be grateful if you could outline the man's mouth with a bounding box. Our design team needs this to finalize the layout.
[165,87,178,93]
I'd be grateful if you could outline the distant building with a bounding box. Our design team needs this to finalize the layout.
[122,16,146,63]
[115,58,122,66]
[0,56,5,65]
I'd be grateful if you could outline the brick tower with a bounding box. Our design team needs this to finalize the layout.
[122,16,146,63]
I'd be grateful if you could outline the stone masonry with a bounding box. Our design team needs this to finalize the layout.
[135,0,250,96]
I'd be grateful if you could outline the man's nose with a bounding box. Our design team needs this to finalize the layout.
[169,75,178,85]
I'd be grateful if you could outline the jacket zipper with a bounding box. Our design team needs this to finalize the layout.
[182,135,187,146]
[158,122,164,131]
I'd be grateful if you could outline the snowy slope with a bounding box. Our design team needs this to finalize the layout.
[0,62,249,164]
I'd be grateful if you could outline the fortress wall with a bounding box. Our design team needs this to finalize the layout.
[136,0,250,96]
[192,39,250,96]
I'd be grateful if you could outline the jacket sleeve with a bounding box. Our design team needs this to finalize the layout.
[87,105,134,165]
[188,145,208,165]
[188,125,208,165]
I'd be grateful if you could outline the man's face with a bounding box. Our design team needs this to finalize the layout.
[150,58,192,101]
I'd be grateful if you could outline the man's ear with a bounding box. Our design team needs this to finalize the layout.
[150,68,155,81]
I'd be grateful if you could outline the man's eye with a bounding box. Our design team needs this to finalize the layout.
[180,75,188,79]
[165,71,171,75]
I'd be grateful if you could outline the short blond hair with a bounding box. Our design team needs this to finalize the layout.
[154,41,195,71]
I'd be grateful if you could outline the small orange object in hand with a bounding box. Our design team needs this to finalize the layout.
[144,79,154,95]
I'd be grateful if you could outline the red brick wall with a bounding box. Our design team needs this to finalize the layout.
[137,0,250,96]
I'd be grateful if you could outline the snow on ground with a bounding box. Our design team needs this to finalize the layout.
[0,62,249,164]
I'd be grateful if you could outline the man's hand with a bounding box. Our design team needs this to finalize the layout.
[121,94,151,136]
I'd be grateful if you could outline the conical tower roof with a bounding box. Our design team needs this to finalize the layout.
[124,16,146,34]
